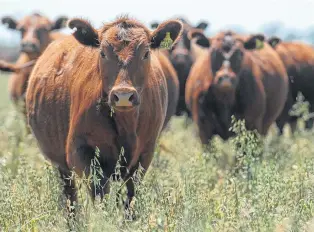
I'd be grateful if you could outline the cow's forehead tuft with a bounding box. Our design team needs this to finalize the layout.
[19,15,51,28]
[101,26,149,64]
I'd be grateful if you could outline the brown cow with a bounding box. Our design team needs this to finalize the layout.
[151,18,209,118]
[267,36,314,134]
[185,30,288,144]
[1,13,68,129]
[26,16,183,215]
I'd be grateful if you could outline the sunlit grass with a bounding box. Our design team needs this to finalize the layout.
[1,73,314,231]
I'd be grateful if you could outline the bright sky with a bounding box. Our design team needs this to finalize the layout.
[1,0,314,44]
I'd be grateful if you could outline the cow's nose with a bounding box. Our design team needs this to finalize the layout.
[173,53,188,64]
[218,76,230,84]
[21,42,38,53]
[110,88,139,107]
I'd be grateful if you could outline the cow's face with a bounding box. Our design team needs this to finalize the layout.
[2,13,67,55]
[189,30,265,93]
[69,17,183,111]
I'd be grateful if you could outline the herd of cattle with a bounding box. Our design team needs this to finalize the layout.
[1,13,314,217]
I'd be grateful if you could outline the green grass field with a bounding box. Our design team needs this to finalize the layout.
[1,73,314,232]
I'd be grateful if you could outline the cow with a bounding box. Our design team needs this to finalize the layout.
[26,16,183,216]
[267,36,314,134]
[185,30,288,144]
[151,18,209,118]
[1,13,68,130]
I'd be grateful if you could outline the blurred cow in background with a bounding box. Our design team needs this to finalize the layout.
[0,12,68,131]
[151,17,209,118]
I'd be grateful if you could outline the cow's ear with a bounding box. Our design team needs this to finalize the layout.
[188,29,211,48]
[68,18,99,47]
[150,20,183,50]
[243,34,265,50]
[51,16,68,30]
[2,16,17,30]
[0,60,17,72]
[196,21,209,30]
[268,36,282,48]
[150,21,159,29]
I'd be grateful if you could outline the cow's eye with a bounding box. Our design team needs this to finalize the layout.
[36,28,48,37]
[142,51,150,60]
[19,27,26,35]
[100,50,107,59]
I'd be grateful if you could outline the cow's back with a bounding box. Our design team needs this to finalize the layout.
[26,36,83,170]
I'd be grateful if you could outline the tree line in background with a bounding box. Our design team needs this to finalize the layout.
[1,21,314,62]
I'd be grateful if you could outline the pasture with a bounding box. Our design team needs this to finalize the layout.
[1,72,314,232]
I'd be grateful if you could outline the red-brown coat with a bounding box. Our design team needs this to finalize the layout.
[185,31,288,144]
[26,16,183,213]
[267,37,314,134]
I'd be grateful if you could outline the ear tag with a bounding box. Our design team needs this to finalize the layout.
[255,39,264,49]
[160,32,173,49]
[271,40,278,47]
[110,106,115,117]
[60,20,66,28]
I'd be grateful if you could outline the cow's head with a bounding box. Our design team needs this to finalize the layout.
[188,30,265,99]
[69,16,183,111]
[2,13,68,55]
[151,18,209,76]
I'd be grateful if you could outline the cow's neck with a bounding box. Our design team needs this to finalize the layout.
[114,109,139,137]
[113,109,139,177]
[212,86,236,106]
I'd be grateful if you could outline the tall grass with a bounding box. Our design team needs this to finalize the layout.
[1,74,314,231]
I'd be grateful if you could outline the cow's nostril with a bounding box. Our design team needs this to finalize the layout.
[113,94,119,103]
[21,43,38,52]
[128,93,135,103]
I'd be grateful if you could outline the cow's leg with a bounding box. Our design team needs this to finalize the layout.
[58,167,77,216]
[125,179,135,209]
[121,148,155,220]
[89,175,110,202]
[305,104,314,130]
[67,140,113,204]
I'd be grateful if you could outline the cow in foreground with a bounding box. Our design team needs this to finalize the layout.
[267,36,314,134]
[185,30,288,144]
[1,13,68,129]
[26,16,183,216]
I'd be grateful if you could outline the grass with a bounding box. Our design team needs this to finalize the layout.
[1,73,314,231]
